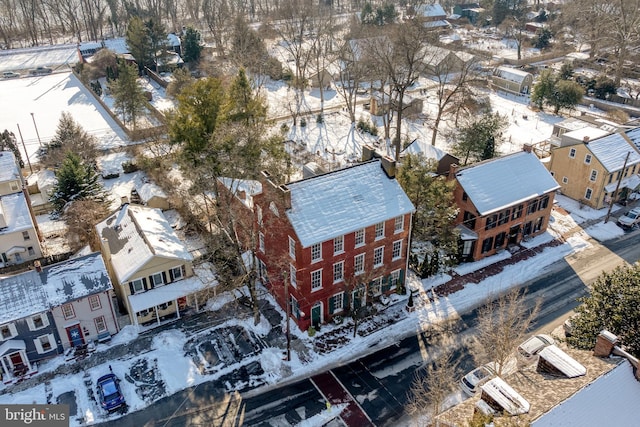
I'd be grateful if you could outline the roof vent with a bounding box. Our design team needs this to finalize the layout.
[583,136,590,143]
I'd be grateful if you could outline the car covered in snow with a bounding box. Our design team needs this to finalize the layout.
[96,373,126,412]
[460,364,496,396]
[617,208,640,228]
[29,66,52,75]
[2,71,20,79]
[517,334,555,360]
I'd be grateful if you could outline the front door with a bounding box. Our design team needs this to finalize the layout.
[311,303,321,328]
[509,225,520,244]
[66,324,84,347]
[9,352,23,366]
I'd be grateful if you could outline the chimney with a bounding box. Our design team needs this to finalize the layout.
[449,163,460,178]
[121,195,129,205]
[101,237,111,261]
[237,190,246,200]
[362,144,376,162]
[380,156,396,178]
[583,136,590,144]
[593,330,618,357]
[523,143,533,153]
[34,260,42,272]
[279,184,291,209]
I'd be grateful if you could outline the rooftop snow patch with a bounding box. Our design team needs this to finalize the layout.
[0,151,20,183]
[0,270,49,323]
[0,192,34,233]
[128,275,207,313]
[40,252,113,306]
[401,139,448,161]
[455,151,560,216]
[481,376,530,415]
[537,345,587,378]
[587,131,640,172]
[494,66,532,82]
[285,160,415,248]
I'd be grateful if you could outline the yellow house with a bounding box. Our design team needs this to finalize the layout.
[547,128,640,209]
[96,203,209,328]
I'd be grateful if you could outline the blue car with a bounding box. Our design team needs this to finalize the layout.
[96,373,126,412]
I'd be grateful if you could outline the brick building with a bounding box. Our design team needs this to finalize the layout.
[451,147,559,262]
[253,159,415,332]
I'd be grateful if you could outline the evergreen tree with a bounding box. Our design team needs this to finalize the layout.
[165,67,193,98]
[222,68,267,124]
[559,62,574,81]
[534,27,553,49]
[452,113,508,165]
[126,17,153,70]
[145,18,168,72]
[397,154,459,276]
[111,60,146,126]
[51,152,107,216]
[41,112,98,169]
[531,69,556,110]
[548,79,584,114]
[567,264,640,358]
[0,130,24,168]
[182,26,203,64]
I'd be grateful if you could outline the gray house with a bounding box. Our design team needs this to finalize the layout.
[0,270,61,384]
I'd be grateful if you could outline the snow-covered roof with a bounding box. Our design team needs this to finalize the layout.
[128,275,207,313]
[532,360,639,426]
[40,252,112,307]
[455,151,560,216]
[401,139,449,161]
[587,131,640,172]
[167,33,181,47]
[563,126,610,143]
[423,20,450,29]
[416,3,446,18]
[137,182,168,203]
[0,150,20,184]
[455,224,477,240]
[285,160,415,248]
[96,204,193,283]
[0,192,35,233]
[493,66,532,83]
[481,377,530,415]
[538,345,587,378]
[604,174,640,193]
[103,38,130,55]
[218,177,262,209]
[0,270,49,324]
[624,127,640,151]
[36,169,57,195]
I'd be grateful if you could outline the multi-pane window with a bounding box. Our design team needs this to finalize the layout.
[311,243,322,262]
[390,270,401,287]
[30,314,48,330]
[392,240,402,260]
[533,217,544,233]
[334,235,344,254]
[311,269,322,290]
[394,216,404,233]
[498,209,510,225]
[590,170,598,182]
[569,148,576,158]
[585,154,592,164]
[375,222,385,240]
[22,231,30,241]
[539,195,550,210]
[333,261,344,283]
[151,272,164,287]
[1,324,16,340]
[370,277,383,296]
[481,237,493,253]
[36,335,53,353]
[485,214,497,230]
[354,229,365,247]
[585,188,593,200]
[27,247,35,256]
[10,181,18,191]
[331,293,344,313]
[512,204,523,220]
[95,316,107,333]
[562,176,569,184]
[131,278,144,293]
[62,304,75,319]
[171,266,183,281]
[527,199,539,215]
[495,232,506,248]
[289,236,296,259]
[290,264,297,288]
[354,253,365,275]
[259,232,265,252]
[464,211,477,229]
[373,247,384,267]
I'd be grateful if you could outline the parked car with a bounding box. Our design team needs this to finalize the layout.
[96,373,126,412]
[517,334,555,360]
[29,66,53,75]
[460,364,496,396]
[2,71,20,79]
[617,208,640,228]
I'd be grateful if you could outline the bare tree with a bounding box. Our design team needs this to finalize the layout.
[472,288,541,377]
[202,0,232,57]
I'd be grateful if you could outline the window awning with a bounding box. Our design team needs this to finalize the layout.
[128,276,207,313]
[605,174,640,193]
[455,224,478,241]
[6,246,26,256]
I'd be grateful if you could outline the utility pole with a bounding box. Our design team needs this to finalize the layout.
[284,271,291,362]
[605,151,630,223]
[16,124,33,174]
[30,113,42,147]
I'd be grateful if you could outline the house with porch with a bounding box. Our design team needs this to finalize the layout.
[253,157,415,332]
[546,128,640,209]
[0,270,61,384]
[0,151,43,267]
[96,203,208,328]
[40,252,119,349]
[451,146,559,262]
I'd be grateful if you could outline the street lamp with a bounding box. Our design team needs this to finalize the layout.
[30,113,42,148]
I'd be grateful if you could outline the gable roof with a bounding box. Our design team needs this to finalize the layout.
[416,3,446,18]
[481,377,530,415]
[586,131,640,172]
[532,359,639,426]
[401,139,450,162]
[0,270,48,324]
[0,151,20,184]
[493,66,532,83]
[285,160,415,248]
[0,192,34,233]
[538,345,587,378]
[96,204,193,283]
[40,252,113,306]
[455,151,560,216]
[136,182,167,203]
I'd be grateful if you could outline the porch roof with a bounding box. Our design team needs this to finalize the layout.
[0,339,26,357]
[604,174,640,193]
[128,275,207,313]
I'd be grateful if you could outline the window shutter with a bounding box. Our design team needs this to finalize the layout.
[181,265,186,277]
[129,282,135,295]
[162,271,167,284]
[382,276,391,292]
[169,268,174,281]
[34,337,43,354]
[344,292,350,310]
[26,317,35,331]
[399,269,404,286]
[143,277,148,290]
[329,296,335,314]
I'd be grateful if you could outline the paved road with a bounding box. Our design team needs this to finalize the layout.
[97,228,640,426]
